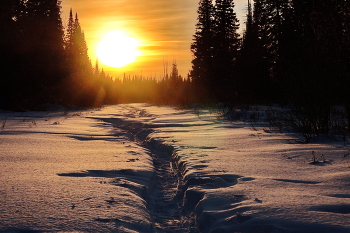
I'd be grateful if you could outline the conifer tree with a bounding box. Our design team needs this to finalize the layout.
[259,0,290,80]
[243,0,254,47]
[73,13,91,73]
[190,0,215,90]
[191,0,240,102]
[63,10,96,106]
[5,0,66,108]
[65,11,91,75]
[237,0,270,103]
[212,0,240,100]
[65,9,75,50]
[170,60,180,83]
[94,60,100,77]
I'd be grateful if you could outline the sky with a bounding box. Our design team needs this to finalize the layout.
[60,0,248,79]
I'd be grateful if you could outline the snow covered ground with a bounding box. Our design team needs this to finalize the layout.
[1,104,349,233]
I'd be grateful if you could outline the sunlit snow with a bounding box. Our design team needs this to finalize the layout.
[1,104,349,233]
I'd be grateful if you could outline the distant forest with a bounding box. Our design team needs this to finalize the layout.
[0,0,191,110]
[1,1,350,125]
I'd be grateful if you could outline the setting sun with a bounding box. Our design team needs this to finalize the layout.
[96,31,141,68]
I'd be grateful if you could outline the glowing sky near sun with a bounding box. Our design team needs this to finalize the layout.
[61,0,247,79]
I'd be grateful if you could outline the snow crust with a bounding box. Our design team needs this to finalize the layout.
[1,104,350,233]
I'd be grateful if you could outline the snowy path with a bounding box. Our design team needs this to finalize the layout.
[97,111,193,232]
[1,104,350,233]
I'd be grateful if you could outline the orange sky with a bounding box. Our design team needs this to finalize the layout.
[61,0,247,79]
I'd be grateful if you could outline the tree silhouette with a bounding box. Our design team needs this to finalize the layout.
[0,0,66,109]
[65,11,91,74]
[237,0,271,103]
[212,0,240,101]
[190,0,216,99]
[191,0,240,102]
[63,10,100,107]
[170,60,181,84]
[259,0,350,136]
[0,0,18,109]
[65,9,75,50]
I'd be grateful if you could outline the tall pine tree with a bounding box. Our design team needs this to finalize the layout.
[237,0,271,103]
[65,11,91,75]
[63,10,96,106]
[191,0,240,102]
[2,0,66,109]
[212,0,240,101]
[190,0,216,98]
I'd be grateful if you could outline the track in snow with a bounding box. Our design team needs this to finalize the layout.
[100,107,197,232]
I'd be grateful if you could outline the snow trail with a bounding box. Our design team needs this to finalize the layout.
[99,106,197,232]
[145,134,192,232]
[99,105,252,233]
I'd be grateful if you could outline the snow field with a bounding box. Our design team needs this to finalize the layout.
[1,104,350,233]
[0,108,154,232]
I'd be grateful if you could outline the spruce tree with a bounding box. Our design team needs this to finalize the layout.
[65,11,91,74]
[65,9,75,51]
[190,0,215,95]
[73,13,91,74]
[237,0,270,103]
[170,60,180,84]
[259,0,290,80]
[212,0,240,101]
[5,0,66,108]
[64,11,95,106]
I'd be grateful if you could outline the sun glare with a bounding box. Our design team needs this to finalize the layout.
[96,31,141,68]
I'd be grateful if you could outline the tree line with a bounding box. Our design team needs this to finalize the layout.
[0,0,193,110]
[190,0,350,137]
